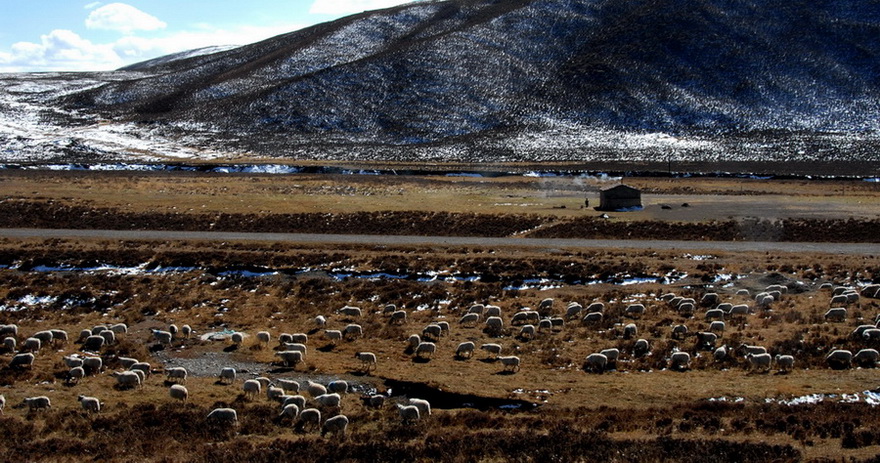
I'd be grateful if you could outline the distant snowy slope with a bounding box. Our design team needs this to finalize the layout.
[119,46,240,71]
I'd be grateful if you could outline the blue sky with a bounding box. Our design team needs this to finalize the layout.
[0,1,423,72]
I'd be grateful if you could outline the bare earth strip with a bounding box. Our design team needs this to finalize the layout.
[0,228,877,255]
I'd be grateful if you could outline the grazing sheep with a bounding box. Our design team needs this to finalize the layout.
[219,367,236,384]
[314,393,342,408]
[283,395,307,410]
[355,352,377,371]
[32,330,53,345]
[538,297,554,313]
[2,337,15,352]
[584,353,608,373]
[328,380,348,395]
[678,302,696,315]
[709,321,726,334]
[518,324,536,340]
[672,324,689,339]
[0,394,4,414]
[63,355,84,368]
[82,356,103,374]
[338,306,362,318]
[165,367,188,384]
[499,355,521,372]
[830,294,849,306]
[117,357,139,369]
[550,317,565,331]
[767,290,782,302]
[736,289,750,297]
[565,303,583,320]
[267,385,286,402]
[342,324,363,341]
[599,348,620,365]
[280,343,308,356]
[82,335,105,352]
[242,379,262,399]
[50,329,68,345]
[585,302,605,313]
[716,303,733,313]
[112,371,142,389]
[422,324,442,341]
[278,333,294,344]
[415,342,437,359]
[314,316,327,328]
[622,323,638,339]
[484,305,502,317]
[863,329,880,342]
[625,304,646,317]
[230,332,244,345]
[383,304,398,315]
[321,415,349,438]
[78,329,92,342]
[299,408,322,431]
[277,379,300,393]
[130,362,151,378]
[24,396,51,412]
[256,331,271,347]
[480,343,502,359]
[390,310,407,325]
[713,345,729,361]
[152,330,173,345]
[774,354,795,372]
[0,324,18,337]
[484,316,504,334]
[10,352,35,369]
[824,307,847,322]
[738,344,767,356]
[746,353,772,372]
[130,369,146,384]
[279,404,301,420]
[439,320,452,333]
[206,408,238,425]
[695,332,718,350]
[67,366,86,385]
[700,293,719,306]
[91,325,108,335]
[633,338,650,357]
[729,304,750,316]
[853,325,877,338]
[305,380,328,398]
[669,352,691,371]
[22,337,41,352]
[276,351,304,368]
[397,404,421,422]
[406,334,422,350]
[511,310,539,326]
[291,333,309,344]
[169,384,188,403]
[468,304,485,315]
[408,398,432,416]
[368,395,386,408]
[705,309,725,321]
[110,323,128,335]
[826,349,853,369]
[853,349,880,368]
[455,341,476,359]
[99,330,115,346]
[78,395,101,414]
[168,324,179,338]
[459,313,480,326]
[324,330,343,344]
[582,312,603,324]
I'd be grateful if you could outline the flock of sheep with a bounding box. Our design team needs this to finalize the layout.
[1,280,878,435]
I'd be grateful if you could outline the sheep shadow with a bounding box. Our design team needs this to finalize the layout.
[223,345,239,353]
[346,370,370,377]
[453,356,471,362]
[148,343,166,353]
[494,370,517,376]
[307,328,321,336]
[317,344,336,353]
[268,366,296,374]
[478,358,497,364]
[411,357,431,364]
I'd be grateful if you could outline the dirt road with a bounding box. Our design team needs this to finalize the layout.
[0,228,876,255]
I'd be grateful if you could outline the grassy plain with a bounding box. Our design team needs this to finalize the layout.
[0,170,879,461]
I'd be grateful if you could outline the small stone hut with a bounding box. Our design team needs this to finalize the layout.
[596,185,642,211]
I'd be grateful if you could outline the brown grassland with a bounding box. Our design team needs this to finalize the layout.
[0,170,879,462]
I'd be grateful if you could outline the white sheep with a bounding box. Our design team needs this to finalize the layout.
[243,379,262,399]
[484,316,504,334]
[455,342,475,359]
[0,394,4,414]
[582,312,604,324]
[10,352,35,369]
[368,395,386,408]
[499,355,521,372]
[729,304,750,316]
[853,349,880,367]
[2,337,15,352]
[219,367,237,384]
[518,324,536,340]
[342,324,363,340]
[314,315,327,328]
[415,342,437,359]
[565,303,583,320]
[50,329,68,345]
[267,385,286,402]
[669,352,691,371]
[406,334,421,349]
[130,369,146,385]
[599,348,620,364]
[110,323,128,335]
[774,354,795,372]
[709,321,726,333]
[283,395,307,410]
[633,338,650,357]
[68,366,86,385]
[230,332,244,345]
[99,330,115,346]
[671,324,688,339]
[152,330,173,345]
[291,333,309,344]
[22,337,41,352]
[83,356,103,374]
[324,330,343,344]
[408,398,431,416]
[705,309,725,321]
[276,351,304,368]
[746,353,772,372]
[625,304,646,317]
[0,324,18,337]
[584,353,607,373]
[298,408,322,431]
[321,415,349,438]
[24,396,51,412]
[169,384,188,403]
[622,323,637,339]
[117,357,139,369]
[256,331,271,347]
[713,345,729,361]
[328,380,348,394]
[277,379,300,394]
[355,352,377,371]
[459,313,480,326]
[280,343,308,355]
[397,404,421,422]
[63,355,84,369]
[511,310,539,326]
[338,306,362,318]
[78,395,101,414]
[206,408,238,425]
[130,362,151,378]
[314,393,342,408]
[165,367,187,384]
[824,307,847,322]
[112,371,142,389]
[32,330,53,345]
[305,380,328,398]
[738,344,767,356]
[390,310,407,325]
[485,305,502,317]
[80,334,104,351]
[826,349,853,369]
[480,343,502,359]
[422,324,442,341]
[279,404,301,420]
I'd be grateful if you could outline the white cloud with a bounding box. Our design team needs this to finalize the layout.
[309,0,420,15]
[0,23,306,72]
[85,3,166,34]
[84,2,103,10]
[0,29,123,72]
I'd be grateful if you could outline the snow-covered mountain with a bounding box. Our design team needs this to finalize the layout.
[3,0,880,167]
